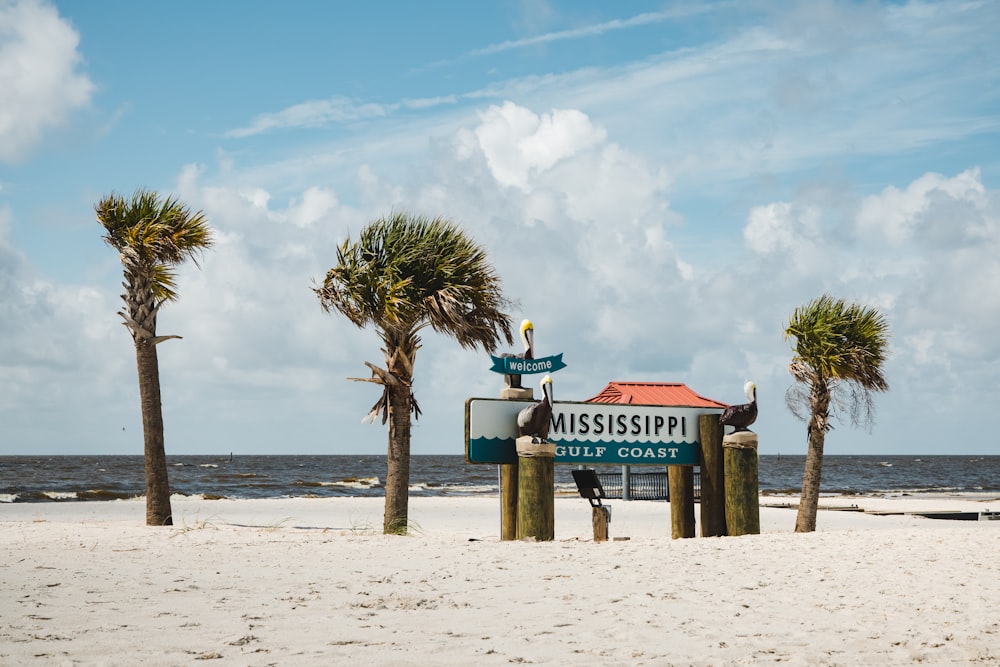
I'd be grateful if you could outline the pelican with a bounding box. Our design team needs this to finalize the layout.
[719,380,757,432]
[502,319,534,388]
[517,375,553,443]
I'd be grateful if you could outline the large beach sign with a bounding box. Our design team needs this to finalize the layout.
[466,398,723,465]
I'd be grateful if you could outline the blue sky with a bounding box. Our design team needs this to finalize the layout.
[1,0,998,457]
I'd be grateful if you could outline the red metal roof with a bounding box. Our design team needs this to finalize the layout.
[585,381,728,408]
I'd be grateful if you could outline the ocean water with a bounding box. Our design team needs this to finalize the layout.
[2,454,998,504]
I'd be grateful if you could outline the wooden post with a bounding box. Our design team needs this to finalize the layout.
[699,414,726,537]
[516,437,555,541]
[592,506,610,542]
[500,463,518,541]
[668,465,695,539]
[499,386,532,541]
[724,431,760,536]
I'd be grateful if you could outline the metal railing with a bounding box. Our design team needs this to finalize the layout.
[594,469,701,501]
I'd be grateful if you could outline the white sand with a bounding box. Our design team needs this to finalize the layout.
[3,495,999,666]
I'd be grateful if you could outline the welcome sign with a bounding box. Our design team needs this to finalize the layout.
[489,353,567,375]
[466,398,723,465]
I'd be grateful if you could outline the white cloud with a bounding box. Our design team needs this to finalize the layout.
[172,99,1000,456]
[219,0,997,205]
[744,201,827,273]
[468,5,735,57]
[3,0,1000,461]
[402,95,458,110]
[471,102,607,190]
[288,186,339,228]
[741,167,1000,436]
[856,168,989,247]
[849,171,1000,377]
[160,102,706,451]
[0,0,94,162]
[459,1,998,196]
[225,96,392,138]
[169,161,372,400]
[0,207,126,422]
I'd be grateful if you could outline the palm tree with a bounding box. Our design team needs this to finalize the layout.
[316,212,513,534]
[784,294,890,532]
[96,190,214,526]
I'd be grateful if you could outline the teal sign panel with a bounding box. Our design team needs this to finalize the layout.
[465,398,723,466]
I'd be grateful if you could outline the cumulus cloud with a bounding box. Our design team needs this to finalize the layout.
[447,104,679,341]
[469,102,607,190]
[0,0,94,162]
[856,168,989,247]
[744,201,828,273]
[740,167,1000,431]
[96,102,698,452]
[856,170,1000,366]
[160,164,378,431]
[287,186,340,228]
[0,204,126,438]
[157,101,1000,455]
[4,75,999,455]
[1,0,998,460]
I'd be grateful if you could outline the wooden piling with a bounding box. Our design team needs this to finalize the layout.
[500,463,518,541]
[699,414,727,537]
[723,431,760,536]
[668,465,695,539]
[592,506,610,542]
[499,386,533,541]
[516,437,555,541]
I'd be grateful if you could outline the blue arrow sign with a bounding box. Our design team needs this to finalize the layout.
[489,353,566,375]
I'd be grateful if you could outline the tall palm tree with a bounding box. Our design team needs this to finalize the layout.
[784,294,890,532]
[316,212,513,534]
[96,190,214,526]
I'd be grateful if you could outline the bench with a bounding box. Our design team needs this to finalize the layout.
[571,469,611,541]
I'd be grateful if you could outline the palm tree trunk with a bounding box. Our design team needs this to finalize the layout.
[384,382,411,534]
[795,380,830,533]
[135,338,173,526]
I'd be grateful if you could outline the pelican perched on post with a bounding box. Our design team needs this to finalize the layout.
[719,380,757,432]
[502,319,534,388]
[517,375,553,443]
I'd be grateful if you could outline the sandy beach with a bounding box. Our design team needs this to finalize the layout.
[3,494,999,666]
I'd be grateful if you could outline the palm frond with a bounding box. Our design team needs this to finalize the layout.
[315,212,514,352]
[96,189,214,327]
[317,212,514,426]
[784,294,890,431]
[150,264,179,303]
[785,294,889,389]
[96,189,214,274]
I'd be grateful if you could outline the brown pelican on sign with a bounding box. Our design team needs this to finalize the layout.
[501,319,534,388]
[719,380,757,432]
[517,375,553,443]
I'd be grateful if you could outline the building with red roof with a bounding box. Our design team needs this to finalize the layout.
[586,381,727,409]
